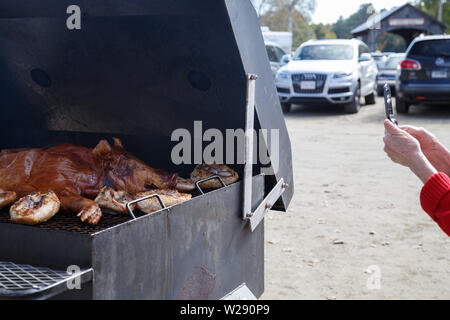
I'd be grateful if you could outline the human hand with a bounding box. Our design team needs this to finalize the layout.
[383,120,437,183]
[400,125,438,154]
[399,125,450,175]
[383,120,422,168]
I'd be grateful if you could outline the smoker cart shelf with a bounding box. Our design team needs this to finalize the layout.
[0,261,93,300]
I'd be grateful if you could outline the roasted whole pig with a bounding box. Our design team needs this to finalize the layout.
[0,138,238,225]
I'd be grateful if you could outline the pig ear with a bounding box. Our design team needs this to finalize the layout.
[112,137,124,150]
[92,140,112,157]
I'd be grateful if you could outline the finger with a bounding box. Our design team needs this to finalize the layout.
[400,126,420,136]
[384,119,401,134]
[399,125,413,131]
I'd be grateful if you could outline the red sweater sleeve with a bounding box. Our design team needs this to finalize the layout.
[420,172,450,237]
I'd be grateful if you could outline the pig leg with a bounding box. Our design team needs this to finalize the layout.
[59,194,102,225]
[0,189,17,210]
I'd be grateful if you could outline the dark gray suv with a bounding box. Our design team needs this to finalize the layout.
[396,35,450,113]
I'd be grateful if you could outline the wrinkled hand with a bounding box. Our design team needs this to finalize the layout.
[400,125,437,155]
[383,120,422,168]
[399,125,450,175]
[383,120,438,183]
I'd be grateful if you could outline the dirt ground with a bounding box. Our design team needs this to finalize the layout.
[261,97,450,300]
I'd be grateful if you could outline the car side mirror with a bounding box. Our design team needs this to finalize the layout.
[281,54,291,65]
[358,53,372,62]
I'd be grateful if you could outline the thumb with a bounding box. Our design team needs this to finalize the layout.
[384,119,401,134]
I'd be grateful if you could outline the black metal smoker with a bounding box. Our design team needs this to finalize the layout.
[0,0,294,299]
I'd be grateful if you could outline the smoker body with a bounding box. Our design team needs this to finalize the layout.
[0,0,293,299]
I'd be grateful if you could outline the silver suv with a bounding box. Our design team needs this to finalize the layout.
[275,39,378,113]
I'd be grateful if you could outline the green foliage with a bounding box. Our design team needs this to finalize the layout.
[312,23,337,40]
[259,0,335,49]
[331,3,373,38]
[260,5,311,49]
[415,0,450,32]
[377,33,407,52]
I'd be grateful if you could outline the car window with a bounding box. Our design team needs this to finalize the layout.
[295,45,354,60]
[359,44,369,57]
[266,45,279,62]
[409,39,450,57]
[383,55,404,69]
[274,46,286,62]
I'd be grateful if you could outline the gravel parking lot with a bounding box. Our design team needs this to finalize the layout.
[262,97,450,300]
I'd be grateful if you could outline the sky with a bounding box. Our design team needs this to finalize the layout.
[311,0,411,24]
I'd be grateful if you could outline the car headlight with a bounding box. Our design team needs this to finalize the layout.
[276,71,289,81]
[333,71,354,79]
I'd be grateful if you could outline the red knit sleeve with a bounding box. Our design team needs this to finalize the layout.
[420,173,450,237]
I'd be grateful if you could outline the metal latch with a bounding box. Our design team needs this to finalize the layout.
[243,74,287,232]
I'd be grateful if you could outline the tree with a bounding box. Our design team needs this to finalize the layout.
[377,33,407,52]
[331,3,373,39]
[250,0,272,17]
[312,23,337,39]
[257,0,317,49]
[253,0,316,28]
[415,0,450,31]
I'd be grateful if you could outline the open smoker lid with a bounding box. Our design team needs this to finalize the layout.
[0,0,293,209]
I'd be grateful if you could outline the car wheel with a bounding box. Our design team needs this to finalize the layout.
[365,92,376,105]
[377,87,384,97]
[281,103,292,113]
[344,83,361,114]
[395,98,409,114]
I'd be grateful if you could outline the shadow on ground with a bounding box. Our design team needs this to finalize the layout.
[361,103,450,124]
[283,103,347,118]
[284,100,450,124]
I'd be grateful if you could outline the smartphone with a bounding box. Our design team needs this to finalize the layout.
[383,83,398,125]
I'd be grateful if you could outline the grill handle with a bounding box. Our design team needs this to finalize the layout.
[195,176,226,195]
[244,74,287,231]
[126,194,166,219]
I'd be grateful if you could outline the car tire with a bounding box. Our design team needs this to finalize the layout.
[377,87,384,97]
[395,98,409,114]
[281,103,292,113]
[365,92,376,105]
[344,83,361,114]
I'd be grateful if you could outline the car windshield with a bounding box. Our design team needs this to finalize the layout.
[409,39,450,57]
[295,45,354,60]
[383,55,404,69]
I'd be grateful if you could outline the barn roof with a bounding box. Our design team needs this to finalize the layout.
[351,3,447,35]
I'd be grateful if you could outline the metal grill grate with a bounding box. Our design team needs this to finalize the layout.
[0,209,148,235]
[0,261,68,291]
[0,190,201,234]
